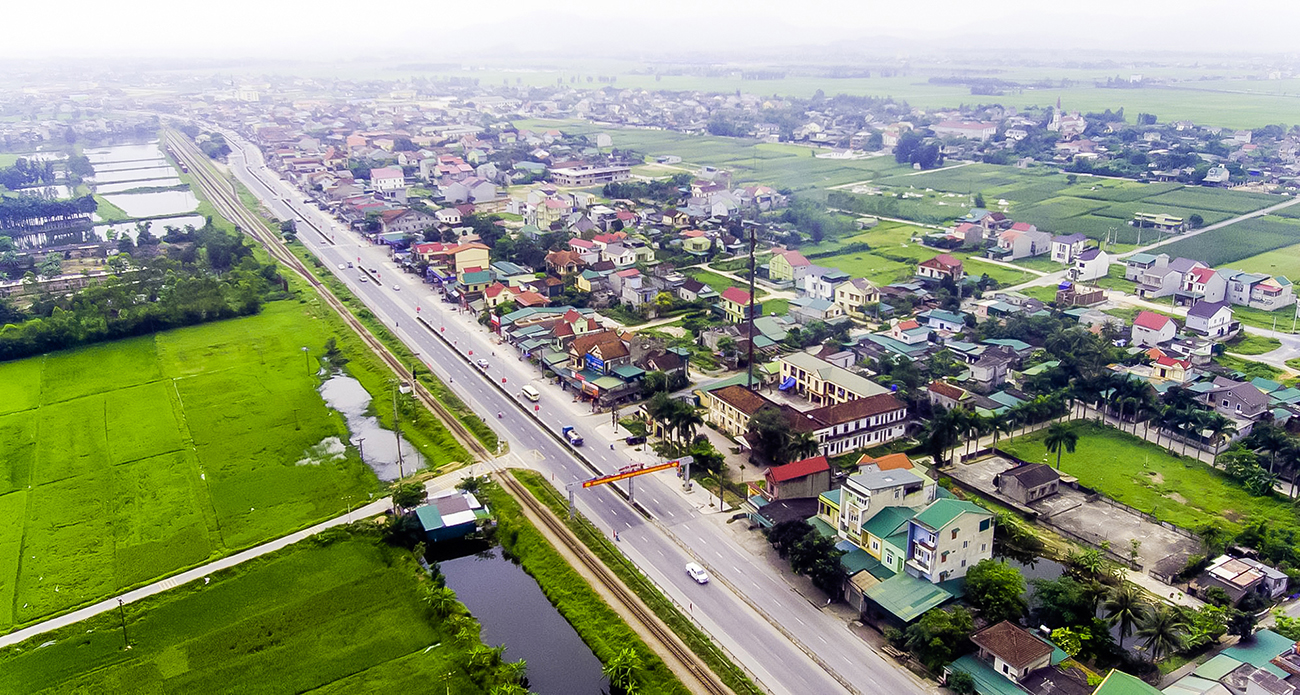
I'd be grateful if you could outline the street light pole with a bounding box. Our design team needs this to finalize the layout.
[301,346,310,375]
[117,598,130,649]
[392,381,404,479]
[354,437,365,462]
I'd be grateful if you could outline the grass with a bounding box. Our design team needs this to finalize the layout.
[1215,354,1284,381]
[683,269,767,298]
[1231,240,1300,282]
[93,194,132,222]
[815,250,915,285]
[486,477,693,695]
[763,298,790,316]
[0,531,491,694]
[999,422,1299,535]
[1228,304,1300,335]
[0,301,472,632]
[1223,333,1283,355]
[1018,284,1062,303]
[509,470,764,695]
[1157,216,1300,269]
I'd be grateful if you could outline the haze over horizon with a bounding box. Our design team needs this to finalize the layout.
[3,0,1299,63]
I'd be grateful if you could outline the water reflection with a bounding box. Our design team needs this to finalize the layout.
[319,374,425,481]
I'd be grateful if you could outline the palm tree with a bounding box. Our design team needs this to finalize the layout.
[1137,605,1188,662]
[926,406,967,468]
[1104,582,1150,645]
[423,586,459,619]
[966,411,987,457]
[1044,422,1079,470]
[1205,414,1238,467]
[787,431,821,462]
[1253,424,1290,475]
[987,411,1013,451]
[1137,395,1161,441]
[673,406,704,445]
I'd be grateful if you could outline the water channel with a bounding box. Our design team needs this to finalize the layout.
[438,544,608,695]
[318,374,425,481]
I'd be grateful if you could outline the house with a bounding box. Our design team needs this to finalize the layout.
[885,319,932,346]
[1091,671,1163,695]
[969,621,1054,683]
[550,165,631,186]
[435,207,462,226]
[1125,252,1168,282]
[1069,247,1110,282]
[927,381,972,411]
[378,207,434,235]
[1225,271,1297,311]
[600,243,638,268]
[545,250,585,276]
[1131,311,1177,347]
[857,453,915,473]
[444,177,496,204]
[705,385,774,437]
[918,309,966,333]
[834,278,880,319]
[1136,257,1206,299]
[1194,555,1289,604]
[1133,212,1185,233]
[803,266,852,302]
[904,498,995,583]
[447,242,490,274]
[567,330,631,376]
[718,287,761,323]
[413,489,488,542]
[931,120,998,141]
[1050,234,1088,264]
[917,254,964,283]
[835,469,937,552]
[778,351,890,406]
[970,346,1017,389]
[1200,377,1270,423]
[995,226,1052,260]
[1151,354,1193,382]
[788,297,847,325]
[675,278,717,302]
[1055,281,1105,307]
[370,166,405,194]
[795,393,910,457]
[994,463,1061,506]
[1185,301,1235,338]
[763,456,833,500]
[1180,266,1228,304]
[769,248,812,282]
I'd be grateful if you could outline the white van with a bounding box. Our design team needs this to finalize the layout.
[521,385,540,402]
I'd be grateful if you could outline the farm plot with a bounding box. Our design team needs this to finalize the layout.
[1232,242,1300,282]
[1144,187,1280,215]
[1056,180,1184,203]
[0,303,390,632]
[814,251,915,285]
[1156,215,1300,268]
[0,536,487,695]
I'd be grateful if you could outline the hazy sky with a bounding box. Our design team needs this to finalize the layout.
[3,0,1298,60]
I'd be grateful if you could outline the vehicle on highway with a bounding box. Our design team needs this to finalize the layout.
[358,275,368,283]
[562,426,584,446]
[475,359,490,370]
[391,284,400,291]
[347,262,354,268]
[624,435,646,446]
[521,385,540,402]
[337,263,346,270]
[685,562,709,584]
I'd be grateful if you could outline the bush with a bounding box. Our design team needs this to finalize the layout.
[946,670,977,695]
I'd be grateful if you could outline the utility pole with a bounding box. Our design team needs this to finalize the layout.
[354,437,365,462]
[392,382,404,479]
[746,221,757,390]
[117,598,130,650]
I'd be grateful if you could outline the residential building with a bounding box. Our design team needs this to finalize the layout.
[550,165,631,186]
[718,287,761,323]
[1133,212,1185,233]
[917,254,964,283]
[370,166,405,193]
[1185,300,1235,338]
[1050,234,1088,264]
[676,278,718,302]
[769,248,812,282]
[1136,257,1206,299]
[778,351,890,406]
[918,309,966,333]
[1200,377,1270,423]
[795,393,910,457]
[969,621,1054,683]
[1194,555,1289,604]
[788,297,847,325]
[904,498,995,583]
[803,266,853,302]
[1131,311,1177,347]
[994,226,1052,260]
[931,120,998,141]
[545,250,585,275]
[1151,354,1193,382]
[1180,266,1228,304]
[1225,271,1297,311]
[834,277,881,318]
[1069,247,1110,282]
[836,469,937,550]
[705,385,773,437]
[444,177,496,204]
[885,319,931,345]
[994,463,1061,506]
[763,455,833,500]
[1125,253,1168,282]
[413,489,488,542]
[970,346,1017,389]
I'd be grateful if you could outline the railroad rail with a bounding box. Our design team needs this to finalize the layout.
[161,128,494,462]
[495,472,734,695]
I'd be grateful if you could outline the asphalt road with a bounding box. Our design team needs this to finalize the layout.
[222,134,931,695]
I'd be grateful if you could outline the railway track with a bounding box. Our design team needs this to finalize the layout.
[161,128,494,463]
[496,472,735,695]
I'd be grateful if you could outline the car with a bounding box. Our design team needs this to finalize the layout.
[685,562,709,584]
[391,284,399,291]
[475,359,490,370]
[347,262,354,269]
[624,435,646,446]
[358,275,368,283]
[337,263,347,270]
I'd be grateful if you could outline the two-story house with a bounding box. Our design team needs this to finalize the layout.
[834,277,880,318]
[1050,233,1088,264]
[904,499,995,583]
[1131,311,1177,347]
[796,392,910,457]
[718,287,761,323]
[1185,300,1235,338]
[1125,252,1169,282]
[886,319,932,345]
[995,225,1052,260]
[1224,271,1297,311]
[917,254,964,283]
[1180,267,1228,304]
[1070,247,1110,282]
[769,248,812,282]
[370,166,405,194]
[762,455,832,500]
[802,266,852,302]
[835,468,936,552]
[1137,257,1205,299]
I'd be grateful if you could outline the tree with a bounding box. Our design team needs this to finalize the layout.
[788,530,846,596]
[748,407,799,464]
[787,431,821,462]
[1030,576,1098,628]
[423,585,459,618]
[1227,609,1258,640]
[965,560,1027,624]
[1044,422,1079,469]
[602,647,643,694]
[904,606,974,670]
[946,670,977,695]
[37,253,62,279]
[1274,611,1300,640]
[1103,582,1149,643]
[766,520,813,559]
[986,412,1014,451]
[1137,605,1188,662]
[925,406,968,467]
[393,482,427,510]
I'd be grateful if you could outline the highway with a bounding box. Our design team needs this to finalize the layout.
[218,132,933,695]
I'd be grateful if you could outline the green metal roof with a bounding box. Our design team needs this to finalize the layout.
[593,376,624,389]
[1093,670,1163,695]
[947,655,1025,695]
[611,364,645,379]
[912,499,989,531]
[819,488,841,508]
[1192,653,1245,681]
[1222,629,1293,678]
[808,517,837,539]
[862,506,916,539]
[863,572,954,622]
[983,338,1032,351]
[415,504,444,532]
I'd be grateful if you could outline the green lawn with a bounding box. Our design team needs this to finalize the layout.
[684,269,767,298]
[1228,304,1300,335]
[763,298,790,316]
[1232,240,1300,283]
[1017,284,1061,303]
[1216,355,1284,381]
[813,250,915,285]
[0,533,491,694]
[0,302,469,632]
[1224,333,1282,355]
[1000,423,1298,534]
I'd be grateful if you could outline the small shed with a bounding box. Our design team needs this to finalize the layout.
[414,490,489,542]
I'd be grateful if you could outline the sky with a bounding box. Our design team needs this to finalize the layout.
[2,0,1298,61]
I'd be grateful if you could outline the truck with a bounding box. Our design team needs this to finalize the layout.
[561,426,584,446]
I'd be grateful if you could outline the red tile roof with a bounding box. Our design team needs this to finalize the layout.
[720,287,752,305]
[710,385,773,415]
[1134,310,1172,331]
[768,456,830,482]
[971,621,1052,670]
[927,381,967,401]
[921,253,962,270]
[857,453,913,470]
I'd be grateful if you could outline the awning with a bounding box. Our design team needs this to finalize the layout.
[779,376,797,391]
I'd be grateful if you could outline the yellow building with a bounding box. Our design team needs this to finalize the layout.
[704,385,772,437]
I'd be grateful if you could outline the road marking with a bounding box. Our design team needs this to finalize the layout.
[625,522,632,529]
[793,616,805,626]
[817,635,828,644]
[650,496,661,505]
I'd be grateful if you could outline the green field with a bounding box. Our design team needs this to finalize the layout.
[813,250,915,285]
[1233,242,1300,283]
[1157,215,1300,269]
[1000,423,1298,534]
[0,533,491,694]
[1224,333,1283,355]
[0,302,469,632]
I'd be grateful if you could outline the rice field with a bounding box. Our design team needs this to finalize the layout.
[1157,215,1300,269]
[0,534,490,694]
[0,303,411,632]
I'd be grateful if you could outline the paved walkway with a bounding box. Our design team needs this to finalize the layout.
[0,468,477,650]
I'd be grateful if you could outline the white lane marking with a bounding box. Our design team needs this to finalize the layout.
[624,522,632,529]
[793,616,805,626]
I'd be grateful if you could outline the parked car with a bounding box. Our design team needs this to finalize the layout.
[685,562,709,584]
[624,435,646,446]
[562,426,583,446]
[358,275,368,283]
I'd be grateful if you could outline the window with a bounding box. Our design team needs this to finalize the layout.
[982,543,987,552]
[963,541,969,548]
[979,519,992,532]
[1002,664,1009,674]
[941,551,949,563]
[961,559,967,567]
[951,529,959,540]
[885,552,894,565]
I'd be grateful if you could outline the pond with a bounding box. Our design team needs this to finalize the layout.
[84,142,164,163]
[439,544,608,695]
[102,190,199,218]
[319,374,425,481]
[92,166,179,184]
[91,158,169,173]
[93,215,206,242]
[95,177,183,194]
